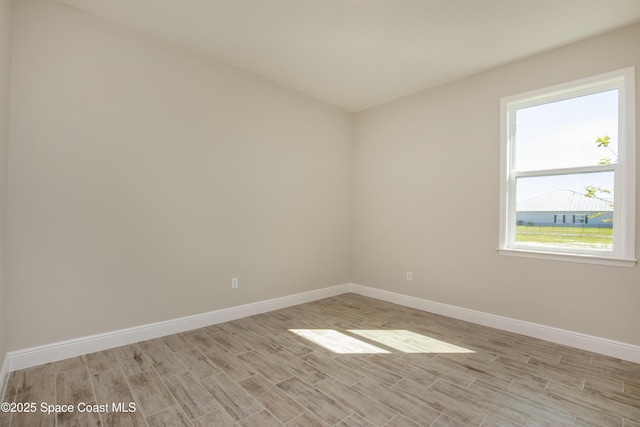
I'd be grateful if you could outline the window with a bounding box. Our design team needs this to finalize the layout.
[499,67,636,267]
[574,214,587,224]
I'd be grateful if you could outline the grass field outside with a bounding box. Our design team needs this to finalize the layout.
[515,225,613,250]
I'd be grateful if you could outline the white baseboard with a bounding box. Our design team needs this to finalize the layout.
[347,283,640,363]
[4,281,640,379]
[6,284,349,372]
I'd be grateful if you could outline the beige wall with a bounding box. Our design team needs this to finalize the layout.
[7,0,352,350]
[0,0,11,360]
[6,0,640,354]
[352,23,640,346]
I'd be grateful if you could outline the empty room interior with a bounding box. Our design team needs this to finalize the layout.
[1,0,640,426]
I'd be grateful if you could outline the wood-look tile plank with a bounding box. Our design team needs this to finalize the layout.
[55,356,86,373]
[0,413,11,427]
[621,418,640,427]
[352,377,441,426]
[430,413,477,427]
[218,319,251,336]
[365,354,438,386]
[426,354,514,389]
[173,348,221,380]
[191,409,236,427]
[239,374,305,423]
[127,370,176,416]
[237,330,282,355]
[383,414,422,427]
[572,416,618,427]
[474,379,577,425]
[393,377,485,425]
[56,366,95,405]
[336,413,375,427]
[137,337,167,353]
[100,410,147,427]
[200,373,262,421]
[86,350,119,375]
[144,345,187,377]
[546,379,640,423]
[56,402,102,427]
[267,332,315,357]
[8,410,54,427]
[270,350,327,385]
[161,333,191,353]
[238,409,286,427]
[400,354,476,388]
[277,376,351,425]
[626,381,640,397]
[583,378,640,410]
[315,377,396,426]
[91,369,136,406]
[335,354,402,386]
[144,405,191,427]
[205,347,255,382]
[163,372,221,419]
[301,351,363,386]
[182,329,223,353]
[285,412,331,427]
[590,355,640,384]
[494,355,583,389]
[3,371,19,403]
[114,344,153,377]
[211,329,253,355]
[430,378,531,425]
[15,363,56,403]
[525,414,573,427]
[237,350,293,384]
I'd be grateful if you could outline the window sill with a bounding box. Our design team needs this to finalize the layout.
[497,248,636,267]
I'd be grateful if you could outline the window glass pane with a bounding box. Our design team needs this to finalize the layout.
[514,90,618,171]
[515,172,613,251]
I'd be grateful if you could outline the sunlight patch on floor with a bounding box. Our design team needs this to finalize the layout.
[289,328,474,354]
[349,329,475,354]
[288,329,390,354]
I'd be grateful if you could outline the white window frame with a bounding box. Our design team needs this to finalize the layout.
[499,67,636,267]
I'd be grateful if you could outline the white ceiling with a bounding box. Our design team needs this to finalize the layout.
[58,0,640,112]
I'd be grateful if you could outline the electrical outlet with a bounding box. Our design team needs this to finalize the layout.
[406,271,413,281]
[232,277,239,289]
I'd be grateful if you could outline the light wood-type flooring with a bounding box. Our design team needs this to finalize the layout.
[1,293,640,426]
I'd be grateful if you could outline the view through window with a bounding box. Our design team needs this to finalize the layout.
[499,67,635,265]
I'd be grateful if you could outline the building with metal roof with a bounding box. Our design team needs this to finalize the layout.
[516,189,613,227]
